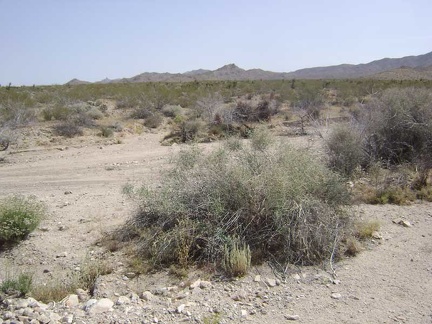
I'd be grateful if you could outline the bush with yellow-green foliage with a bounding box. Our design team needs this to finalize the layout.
[0,195,45,247]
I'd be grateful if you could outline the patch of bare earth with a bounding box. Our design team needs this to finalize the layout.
[1,128,431,323]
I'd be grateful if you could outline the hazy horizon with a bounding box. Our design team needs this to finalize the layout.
[1,0,431,86]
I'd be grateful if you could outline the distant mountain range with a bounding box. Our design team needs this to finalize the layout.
[66,51,432,85]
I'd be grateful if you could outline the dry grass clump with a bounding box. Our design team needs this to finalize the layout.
[115,135,351,273]
[354,220,381,239]
[30,257,113,302]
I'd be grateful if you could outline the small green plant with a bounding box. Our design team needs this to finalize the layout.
[222,239,251,277]
[0,195,45,246]
[203,313,222,324]
[79,257,113,295]
[99,126,114,137]
[0,272,33,297]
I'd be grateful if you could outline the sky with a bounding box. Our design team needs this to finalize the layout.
[1,0,431,86]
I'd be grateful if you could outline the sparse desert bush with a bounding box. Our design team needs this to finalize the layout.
[0,195,45,246]
[73,111,95,127]
[131,106,153,119]
[144,113,163,128]
[162,105,182,118]
[195,93,224,122]
[116,138,350,271]
[0,100,35,127]
[42,104,71,121]
[362,87,432,165]
[344,237,362,257]
[53,121,83,138]
[87,106,104,120]
[326,124,365,177]
[0,127,13,151]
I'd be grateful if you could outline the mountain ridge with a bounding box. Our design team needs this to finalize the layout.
[66,51,432,84]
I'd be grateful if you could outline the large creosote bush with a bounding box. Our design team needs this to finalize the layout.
[363,87,432,166]
[120,138,351,269]
[0,195,46,246]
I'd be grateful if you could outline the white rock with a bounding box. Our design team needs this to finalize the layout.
[177,304,186,313]
[65,294,79,308]
[371,231,383,239]
[189,279,201,289]
[76,288,89,302]
[331,293,342,299]
[62,313,74,324]
[87,298,114,314]
[292,274,301,280]
[200,280,212,289]
[285,314,300,320]
[140,291,154,301]
[254,275,261,282]
[84,299,97,310]
[265,278,277,287]
[16,299,29,309]
[116,296,131,305]
[241,309,248,317]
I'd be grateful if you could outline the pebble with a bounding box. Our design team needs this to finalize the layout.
[285,314,300,321]
[265,278,277,287]
[331,293,342,299]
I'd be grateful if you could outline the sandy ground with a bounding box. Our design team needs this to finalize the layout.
[1,129,432,323]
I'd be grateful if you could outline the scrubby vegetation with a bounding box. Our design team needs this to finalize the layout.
[115,134,351,273]
[326,87,432,204]
[0,195,46,247]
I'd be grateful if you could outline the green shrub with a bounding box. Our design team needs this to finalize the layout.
[326,124,365,177]
[99,126,114,137]
[0,196,45,246]
[0,272,33,296]
[117,140,350,269]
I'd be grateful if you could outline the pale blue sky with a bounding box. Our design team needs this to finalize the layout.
[1,0,431,85]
